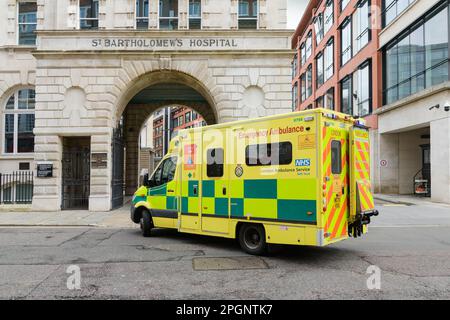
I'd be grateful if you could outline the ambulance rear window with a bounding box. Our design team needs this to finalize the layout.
[245,142,292,167]
[331,140,342,174]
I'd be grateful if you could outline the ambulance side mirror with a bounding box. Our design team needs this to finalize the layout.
[143,173,150,187]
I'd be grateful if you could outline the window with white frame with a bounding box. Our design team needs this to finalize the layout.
[316,52,324,88]
[18,1,37,45]
[189,0,201,29]
[341,18,352,66]
[3,89,35,154]
[341,0,350,12]
[301,73,306,102]
[324,38,334,80]
[353,0,370,53]
[306,64,313,98]
[325,87,334,110]
[292,82,298,111]
[136,0,149,29]
[159,0,179,30]
[292,53,298,79]
[324,0,334,35]
[239,0,258,29]
[305,31,312,60]
[300,43,306,66]
[314,13,324,45]
[80,0,99,29]
[353,61,372,117]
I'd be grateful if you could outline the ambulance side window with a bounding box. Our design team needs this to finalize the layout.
[245,142,292,166]
[207,148,224,178]
[161,157,177,184]
[331,140,342,174]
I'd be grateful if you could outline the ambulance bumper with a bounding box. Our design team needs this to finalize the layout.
[130,205,140,224]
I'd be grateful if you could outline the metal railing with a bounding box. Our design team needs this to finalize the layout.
[0,171,34,204]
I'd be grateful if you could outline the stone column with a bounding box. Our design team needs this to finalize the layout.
[431,117,450,204]
[32,135,63,211]
[379,133,400,194]
[89,132,113,211]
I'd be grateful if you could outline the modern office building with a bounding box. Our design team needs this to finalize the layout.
[0,0,294,211]
[377,0,450,204]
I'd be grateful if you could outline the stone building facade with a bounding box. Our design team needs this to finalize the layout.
[0,0,294,211]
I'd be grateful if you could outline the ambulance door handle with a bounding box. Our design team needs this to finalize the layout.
[222,187,227,196]
[168,189,175,193]
[193,185,198,195]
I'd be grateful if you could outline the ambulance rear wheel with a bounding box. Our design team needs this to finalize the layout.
[140,210,153,237]
[239,224,267,255]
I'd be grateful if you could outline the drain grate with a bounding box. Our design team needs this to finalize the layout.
[192,256,268,271]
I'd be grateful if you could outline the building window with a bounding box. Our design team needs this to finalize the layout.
[383,2,449,105]
[246,142,292,167]
[159,0,178,30]
[354,0,370,53]
[189,0,201,29]
[300,73,306,102]
[293,82,298,111]
[341,18,352,66]
[354,61,372,117]
[185,112,191,124]
[324,0,334,35]
[305,31,313,60]
[300,43,306,66]
[192,111,198,120]
[383,0,413,28]
[292,53,298,79]
[316,52,324,88]
[3,89,35,154]
[325,88,335,110]
[136,0,149,29]
[239,0,258,29]
[341,75,352,115]
[316,96,324,108]
[18,1,37,45]
[341,0,350,12]
[314,13,324,45]
[306,64,313,98]
[80,0,99,29]
[324,38,334,81]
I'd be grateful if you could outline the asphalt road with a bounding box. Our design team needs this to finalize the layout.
[1,201,450,300]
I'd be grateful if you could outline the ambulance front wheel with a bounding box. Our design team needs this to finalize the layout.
[140,210,153,237]
[238,224,267,255]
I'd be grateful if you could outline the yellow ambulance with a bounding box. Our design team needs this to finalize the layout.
[130,108,379,255]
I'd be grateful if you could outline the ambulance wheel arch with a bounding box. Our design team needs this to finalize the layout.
[236,223,267,255]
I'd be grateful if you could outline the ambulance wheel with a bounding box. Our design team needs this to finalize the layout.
[239,224,267,255]
[140,210,153,237]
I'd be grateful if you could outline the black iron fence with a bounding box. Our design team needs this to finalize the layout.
[0,171,34,204]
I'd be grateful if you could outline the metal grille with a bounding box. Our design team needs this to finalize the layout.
[62,147,90,210]
[111,126,125,209]
[0,171,33,204]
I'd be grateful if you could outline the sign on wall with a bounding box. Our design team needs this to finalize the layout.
[37,162,53,178]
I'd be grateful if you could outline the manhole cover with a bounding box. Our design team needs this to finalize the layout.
[192,256,268,271]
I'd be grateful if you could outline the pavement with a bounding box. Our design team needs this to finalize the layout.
[0,196,449,299]
[0,194,447,228]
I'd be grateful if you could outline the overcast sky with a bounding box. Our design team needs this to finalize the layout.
[287,0,308,29]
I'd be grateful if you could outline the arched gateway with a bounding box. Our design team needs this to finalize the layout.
[30,28,293,212]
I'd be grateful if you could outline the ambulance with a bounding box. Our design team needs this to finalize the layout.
[130,108,379,255]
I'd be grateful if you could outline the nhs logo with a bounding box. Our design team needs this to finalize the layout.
[295,159,311,167]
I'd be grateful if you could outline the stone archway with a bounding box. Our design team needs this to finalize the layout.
[116,72,219,195]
